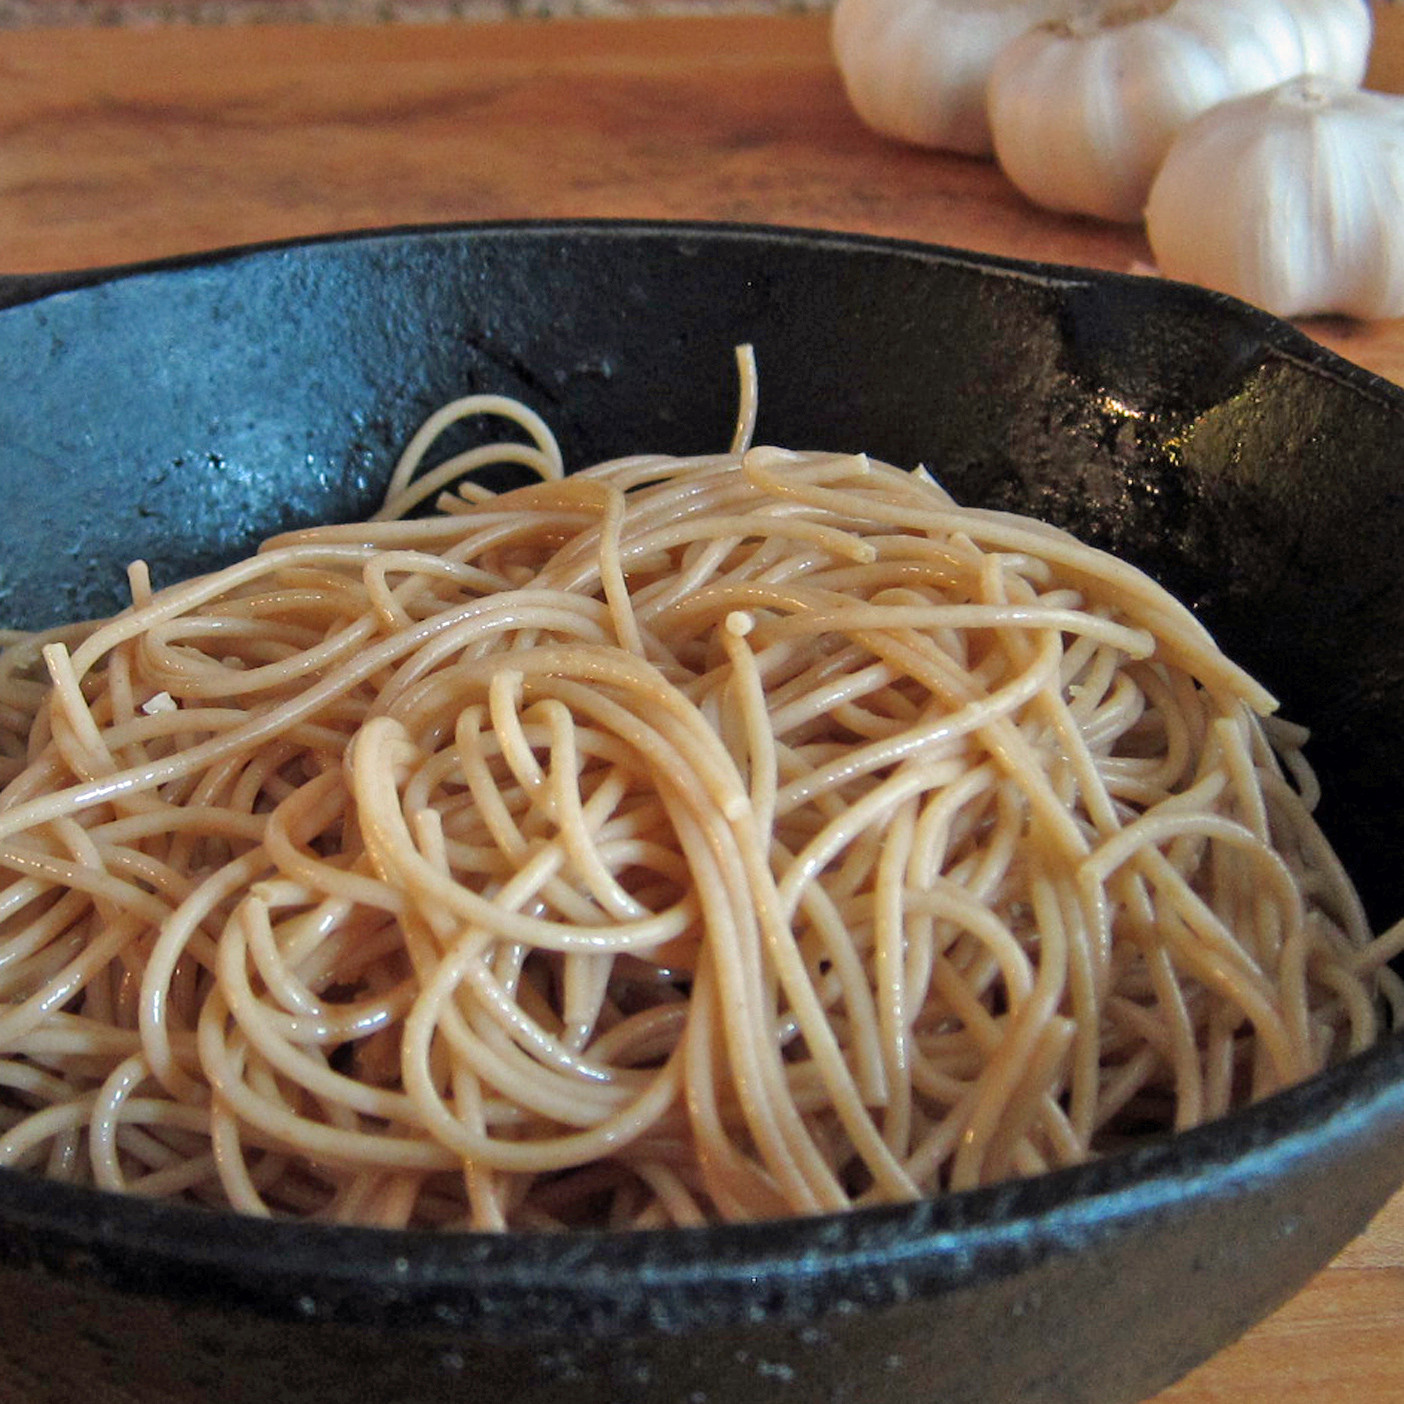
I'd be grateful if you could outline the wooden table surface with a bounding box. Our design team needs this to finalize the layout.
[2,9,1403,1401]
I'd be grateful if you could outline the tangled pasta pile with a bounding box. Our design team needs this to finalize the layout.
[0,360,1398,1230]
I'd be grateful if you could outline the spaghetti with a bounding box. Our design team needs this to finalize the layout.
[0,350,1397,1230]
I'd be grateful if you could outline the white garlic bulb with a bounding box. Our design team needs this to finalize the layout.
[831,0,1078,156]
[1146,76,1404,319]
[986,0,1374,222]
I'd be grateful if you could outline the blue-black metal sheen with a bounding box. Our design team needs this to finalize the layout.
[0,221,1402,1404]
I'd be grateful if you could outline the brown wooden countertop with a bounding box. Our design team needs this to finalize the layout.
[3,8,1404,383]
[1,10,1403,1401]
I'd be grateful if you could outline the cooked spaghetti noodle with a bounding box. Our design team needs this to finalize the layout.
[0,350,1397,1230]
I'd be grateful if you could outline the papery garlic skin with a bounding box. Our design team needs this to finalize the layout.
[1276,0,1378,81]
[831,0,1077,156]
[1146,78,1404,320]
[987,0,1374,223]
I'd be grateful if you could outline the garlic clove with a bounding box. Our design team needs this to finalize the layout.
[1269,0,1373,88]
[1146,77,1404,320]
[831,0,1078,157]
[987,0,1374,223]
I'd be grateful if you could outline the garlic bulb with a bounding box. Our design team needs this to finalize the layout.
[987,0,1374,222]
[831,0,1078,156]
[1146,77,1404,319]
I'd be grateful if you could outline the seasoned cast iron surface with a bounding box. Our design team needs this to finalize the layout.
[2,221,1402,915]
[0,222,1403,1404]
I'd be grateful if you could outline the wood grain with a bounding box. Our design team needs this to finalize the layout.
[0,10,1401,1402]
[0,9,1400,389]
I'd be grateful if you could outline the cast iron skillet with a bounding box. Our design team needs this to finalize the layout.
[1,220,1403,1404]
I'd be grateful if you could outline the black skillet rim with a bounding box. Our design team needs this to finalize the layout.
[1,218,1403,1337]
[1,213,1401,412]
[2,1030,1401,1337]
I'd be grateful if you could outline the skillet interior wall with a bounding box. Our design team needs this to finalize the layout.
[0,224,1400,928]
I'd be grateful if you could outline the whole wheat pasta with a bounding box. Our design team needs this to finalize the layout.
[0,349,1398,1230]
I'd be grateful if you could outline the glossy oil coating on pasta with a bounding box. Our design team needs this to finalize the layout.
[0,359,1397,1230]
